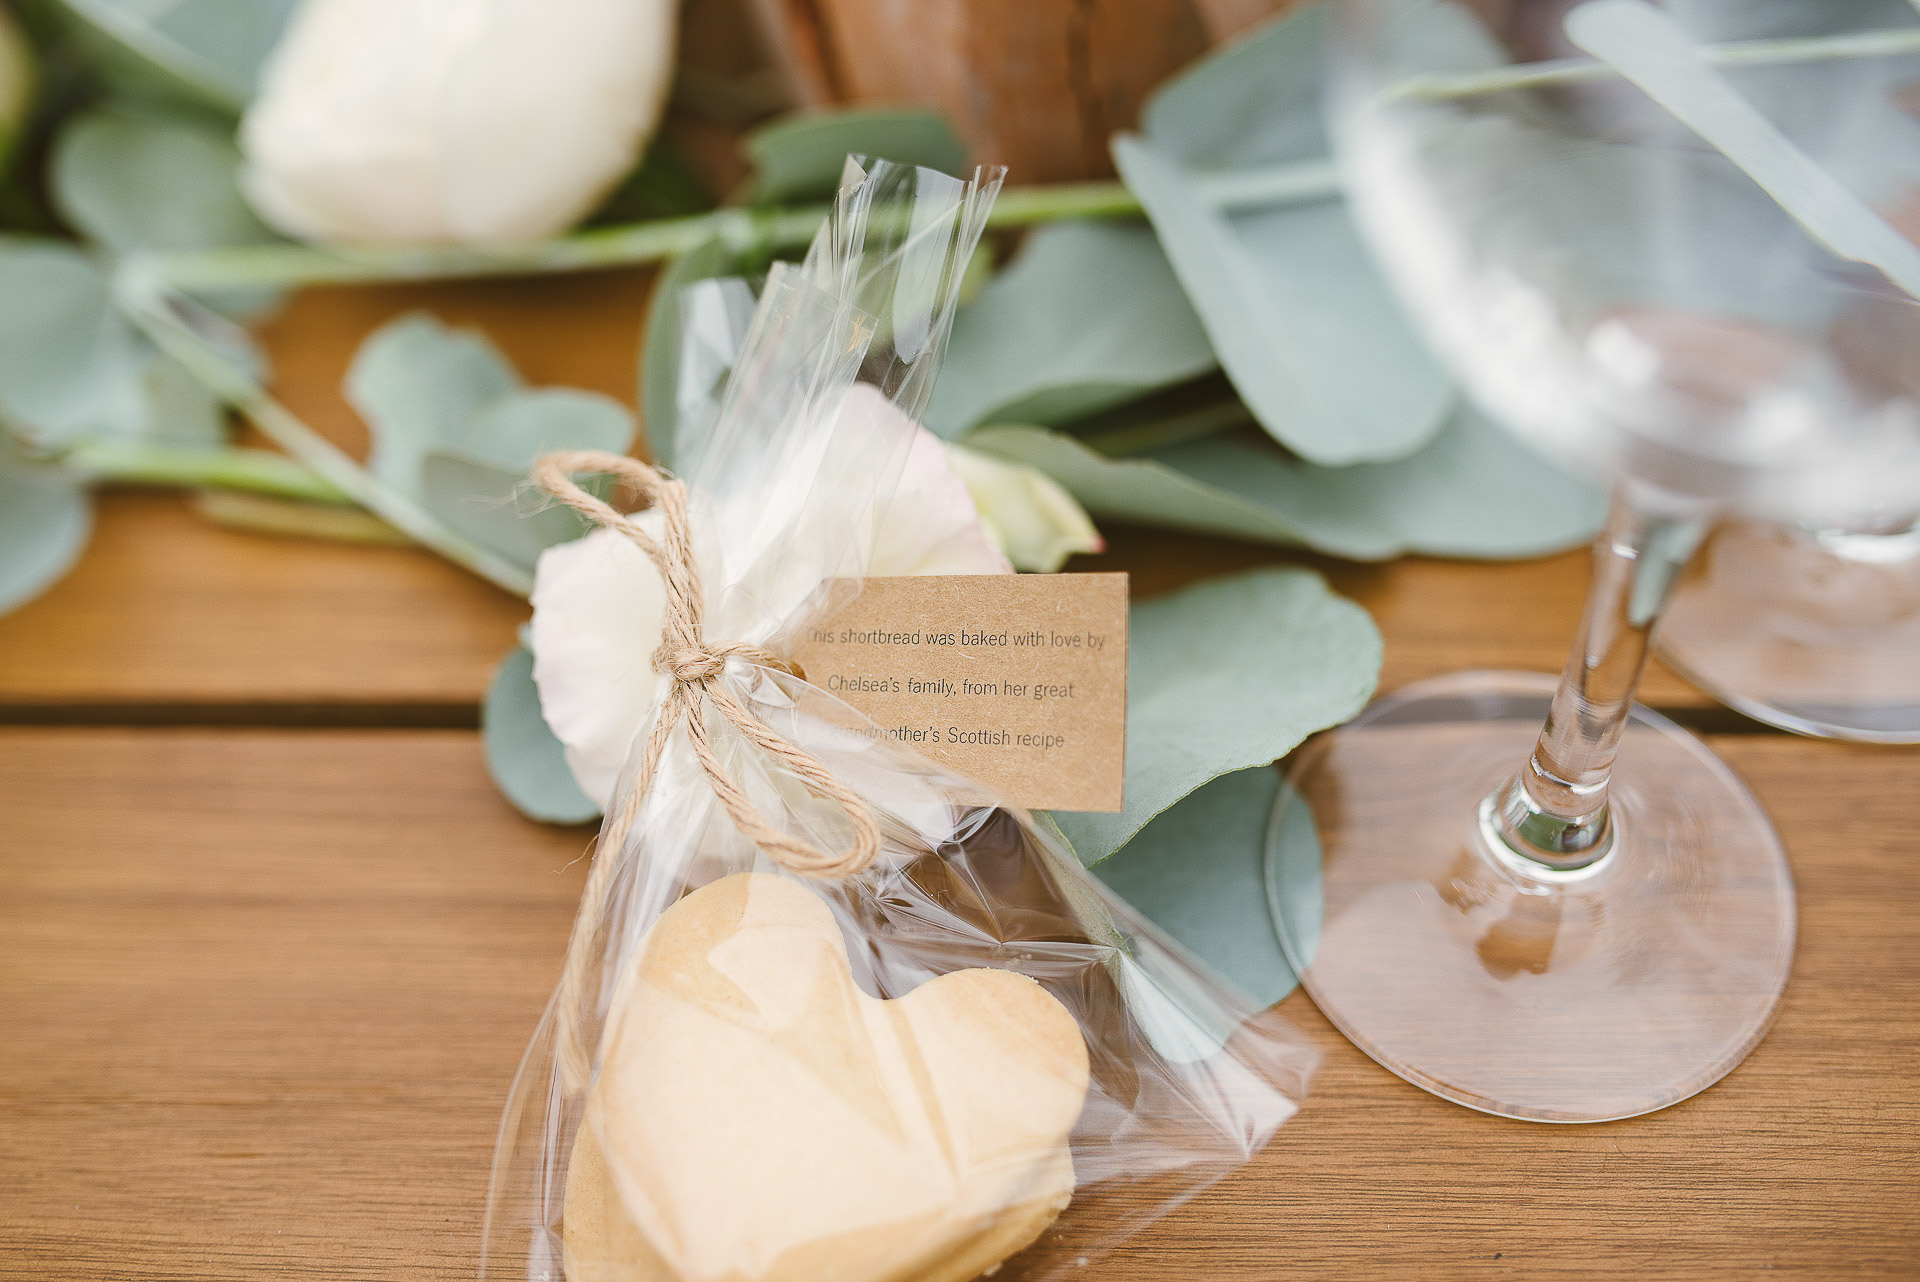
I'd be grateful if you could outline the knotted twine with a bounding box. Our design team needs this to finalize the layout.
[534,450,882,1092]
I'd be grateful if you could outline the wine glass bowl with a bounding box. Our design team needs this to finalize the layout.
[1337,3,1920,524]
[1268,0,1919,1122]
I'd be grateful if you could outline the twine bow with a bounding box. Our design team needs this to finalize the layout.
[534,450,881,1090]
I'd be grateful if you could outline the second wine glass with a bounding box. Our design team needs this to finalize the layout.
[1267,0,1920,1122]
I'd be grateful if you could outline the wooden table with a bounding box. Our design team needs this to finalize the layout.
[2,276,1916,1280]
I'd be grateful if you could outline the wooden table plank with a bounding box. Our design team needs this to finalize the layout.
[2,728,1912,1278]
[0,493,526,714]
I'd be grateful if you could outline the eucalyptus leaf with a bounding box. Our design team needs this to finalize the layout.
[348,312,636,571]
[484,643,601,825]
[638,238,753,472]
[967,402,1607,560]
[132,350,225,445]
[0,239,143,445]
[1114,4,1452,464]
[1093,766,1303,1006]
[746,106,968,205]
[419,454,599,571]
[1114,137,1452,465]
[1051,567,1379,866]
[0,238,224,447]
[1141,3,1328,168]
[54,0,297,113]
[459,389,635,472]
[922,221,1217,440]
[0,440,92,616]
[347,313,519,492]
[51,107,277,253]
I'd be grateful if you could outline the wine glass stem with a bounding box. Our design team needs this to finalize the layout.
[1491,486,1707,870]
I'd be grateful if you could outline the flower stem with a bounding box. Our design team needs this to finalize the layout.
[63,439,349,503]
[191,490,409,544]
[141,160,1344,293]
[116,266,536,598]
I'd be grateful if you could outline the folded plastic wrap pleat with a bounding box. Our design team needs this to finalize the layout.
[480,159,1318,1282]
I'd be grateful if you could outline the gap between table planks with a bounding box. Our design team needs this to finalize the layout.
[0,272,1711,719]
[1,727,1914,1279]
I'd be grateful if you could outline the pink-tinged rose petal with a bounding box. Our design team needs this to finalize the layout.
[871,416,1012,577]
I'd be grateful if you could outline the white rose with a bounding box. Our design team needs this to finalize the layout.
[239,0,674,245]
[531,388,1013,809]
[0,4,34,169]
[947,444,1105,573]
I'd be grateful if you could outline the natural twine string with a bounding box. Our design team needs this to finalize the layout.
[534,450,881,1092]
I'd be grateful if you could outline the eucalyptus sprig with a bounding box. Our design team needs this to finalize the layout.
[139,161,1339,295]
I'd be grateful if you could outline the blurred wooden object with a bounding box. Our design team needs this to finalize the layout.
[744,0,1301,181]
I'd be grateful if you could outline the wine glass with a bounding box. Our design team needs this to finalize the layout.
[1657,516,1920,742]
[1653,22,1920,745]
[1266,0,1920,1122]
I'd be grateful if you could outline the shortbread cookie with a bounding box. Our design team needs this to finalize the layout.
[562,873,1090,1282]
[563,1110,1073,1282]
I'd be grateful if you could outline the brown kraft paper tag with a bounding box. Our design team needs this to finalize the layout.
[790,574,1128,812]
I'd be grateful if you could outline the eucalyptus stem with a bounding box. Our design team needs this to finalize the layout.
[143,159,1344,294]
[64,438,349,503]
[1393,26,1920,102]
[192,490,409,545]
[116,267,536,598]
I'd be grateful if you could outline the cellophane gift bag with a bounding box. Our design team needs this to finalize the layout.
[481,159,1320,1282]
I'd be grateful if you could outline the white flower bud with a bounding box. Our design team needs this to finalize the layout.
[239,0,675,245]
[946,443,1105,573]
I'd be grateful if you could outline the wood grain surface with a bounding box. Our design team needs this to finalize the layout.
[1,729,1914,1279]
[0,271,1901,1282]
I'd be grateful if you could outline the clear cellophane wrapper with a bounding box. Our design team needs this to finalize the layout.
[482,160,1320,1282]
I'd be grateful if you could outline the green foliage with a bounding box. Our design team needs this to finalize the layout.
[0,434,90,614]
[49,0,297,114]
[967,403,1608,561]
[51,106,275,253]
[589,139,715,225]
[0,237,222,448]
[744,106,968,205]
[1094,766,1301,1006]
[483,642,601,825]
[638,237,751,473]
[1113,5,1452,464]
[922,221,1217,439]
[1051,567,1381,866]
[345,312,636,575]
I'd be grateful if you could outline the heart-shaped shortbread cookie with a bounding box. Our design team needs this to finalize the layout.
[562,873,1091,1282]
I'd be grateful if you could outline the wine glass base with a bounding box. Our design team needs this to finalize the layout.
[1660,521,1920,744]
[1266,672,1795,1124]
